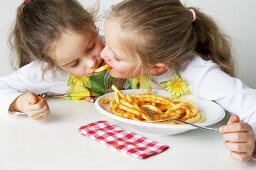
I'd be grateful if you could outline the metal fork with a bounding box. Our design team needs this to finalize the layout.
[141,107,219,132]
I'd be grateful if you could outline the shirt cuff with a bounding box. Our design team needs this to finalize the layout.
[8,111,26,115]
[0,91,24,114]
[252,153,256,160]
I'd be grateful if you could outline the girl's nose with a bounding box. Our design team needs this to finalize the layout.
[100,46,112,61]
[81,56,96,70]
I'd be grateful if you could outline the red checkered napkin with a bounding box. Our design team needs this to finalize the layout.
[78,120,169,159]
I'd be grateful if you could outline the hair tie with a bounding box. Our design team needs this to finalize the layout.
[24,0,30,4]
[188,8,196,22]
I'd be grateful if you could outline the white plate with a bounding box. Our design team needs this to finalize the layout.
[95,89,225,135]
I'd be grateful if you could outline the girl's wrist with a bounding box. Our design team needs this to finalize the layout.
[9,99,19,112]
[8,95,24,112]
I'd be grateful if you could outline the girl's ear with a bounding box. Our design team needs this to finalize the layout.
[149,63,169,76]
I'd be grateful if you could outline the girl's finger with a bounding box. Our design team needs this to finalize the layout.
[40,104,50,113]
[230,151,252,162]
[219,123,251,134]
[227,115,240,124]
[24,93,38,105]
[28,108,44,118]
[31,111,47,121]
[224,141,249,153]
[219,115,240,133]
[85,97,95,103]
[30,112,43,120]
[28,97,47,111]
[222,132,249,143]
[36,107,50,121]
[36,112,48,121]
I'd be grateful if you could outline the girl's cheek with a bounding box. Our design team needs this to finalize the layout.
[98,41,105,51]
[96,38,105,50]
[111,63,127,74]
[71,67,90,76]
[71,70,84,77]
[93,43,105,63]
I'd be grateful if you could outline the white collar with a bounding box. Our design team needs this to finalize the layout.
[151,69,176,87]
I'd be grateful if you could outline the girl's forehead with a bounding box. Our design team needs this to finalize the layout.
[104,19,121,41]
[105,20,131,53]
[105,19,147,63]
[51,30,95,64]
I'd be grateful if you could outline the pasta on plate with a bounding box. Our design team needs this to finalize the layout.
[100,85,204,124]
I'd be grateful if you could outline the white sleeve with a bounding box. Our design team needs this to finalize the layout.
[183,56,256,135]
[0,61,53,114]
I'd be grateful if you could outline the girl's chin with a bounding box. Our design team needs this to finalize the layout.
[90,72,101,76]
[108,70,124,78]
[108,71,135,79]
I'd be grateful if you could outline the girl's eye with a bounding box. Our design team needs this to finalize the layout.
[71,60,79,67]
[114,56,120,61]
[87,42,95,51]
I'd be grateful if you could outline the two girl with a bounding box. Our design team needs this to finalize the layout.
[1,0,255,162]
[100,0,256,161]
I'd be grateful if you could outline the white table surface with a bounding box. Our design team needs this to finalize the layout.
[0,98,255,170]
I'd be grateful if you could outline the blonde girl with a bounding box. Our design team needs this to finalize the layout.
[0,0,113,120]
[100,0,256,161]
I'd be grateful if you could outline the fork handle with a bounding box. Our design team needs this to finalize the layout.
[149,118,219,132]
[173,119,219,132]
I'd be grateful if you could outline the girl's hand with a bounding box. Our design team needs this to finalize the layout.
[9,92,49,121]
[84,96,99,103]
[219,115,255,161]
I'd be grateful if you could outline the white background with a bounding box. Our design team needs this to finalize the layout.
[0,0,256,88]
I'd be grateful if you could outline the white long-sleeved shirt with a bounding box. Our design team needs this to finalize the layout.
[150,56,256,136]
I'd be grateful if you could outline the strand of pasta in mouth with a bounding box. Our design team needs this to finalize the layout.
[94,64,112,73]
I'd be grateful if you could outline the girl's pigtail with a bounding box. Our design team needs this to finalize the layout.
[192,8,235,76]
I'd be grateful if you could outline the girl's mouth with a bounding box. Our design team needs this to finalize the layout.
[93,60,112,74]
